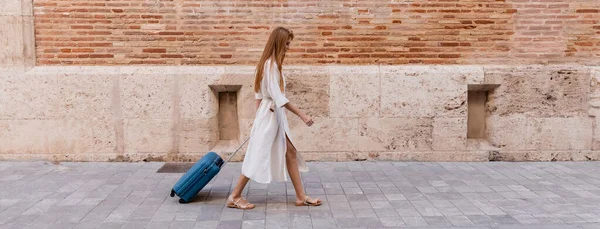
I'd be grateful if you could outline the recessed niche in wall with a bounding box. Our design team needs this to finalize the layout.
[467,84,499,140]
[209,85,242,153]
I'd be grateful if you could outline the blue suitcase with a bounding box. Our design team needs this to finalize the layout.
[170,138,249,203]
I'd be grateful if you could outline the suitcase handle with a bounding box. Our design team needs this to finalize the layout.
[218,136,250,168]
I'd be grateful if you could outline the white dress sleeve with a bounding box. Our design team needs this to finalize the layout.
[265,61,289,108]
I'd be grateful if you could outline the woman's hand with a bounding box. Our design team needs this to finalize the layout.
[301,115,314,126]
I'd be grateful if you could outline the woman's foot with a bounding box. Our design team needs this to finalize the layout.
[227,195,255,210]
[295,195,322,206]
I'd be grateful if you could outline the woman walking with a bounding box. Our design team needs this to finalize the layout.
[226,27,322,210]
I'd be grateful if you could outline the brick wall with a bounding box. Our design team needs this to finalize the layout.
[34,0,600,65]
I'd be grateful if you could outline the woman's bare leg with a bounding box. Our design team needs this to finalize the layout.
[228,175,254,209]
[285,135,321,205]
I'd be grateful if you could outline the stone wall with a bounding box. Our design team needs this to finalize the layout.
[1,0,599,162]
[1,65,598,162]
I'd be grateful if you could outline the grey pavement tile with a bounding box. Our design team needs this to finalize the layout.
[369,201,392,209]
[577,213,600,223]
[511,214,542,224]
[401,216,429,227]
[175,212,199,221]
[265,217,288,229]
[325,195,347,202]
[95,222,123,229]
[170,221,196,229]
[328,201,350,210]
[489,215,519,225]
[467,215,495,225]
[533,214,564,224]
[309,209,333,219]
[346,194,368,202]
[439,207,464,216]
[146,221,173,229]
[71,221,99,229]
[394,206,421,217]
[446,215,474,226]
[494,224,580,229]
[121,221,148,229]
[379,217,405,227]
[365,194,387,202]
[334,218,360,228]
[242,220,265,229]
[349,201,370,209]
[242,211,266,220]
[194,221,219,229]
[289,218,312,229]
[311,218,335,228]
[373,208,398,218]
[352,208,376,218]
[331,209,355,219]
[581,224,600,229]
[287,210,310,221]
[422,216,452,227]
[356,218,383,228]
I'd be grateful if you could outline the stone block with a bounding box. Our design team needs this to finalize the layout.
[488,115,593,152]
[0,0,31,16]
[0,70,59,119]
[488,151,552,162]
[488,150,599,162]
[56,73,116,120]
[286,66,330,118]
[571,151,600,161]
[484,65,590,117]
[0,119,114,155]
[590,67,600,116]
[123,119,172,154]
[486,115,542,150]
[432,117,467,150]
[594,118,600,150]
[380,66,479,117]
[358,117,433,151]
[179,72,220,119]
[328,66,378,118]
[121,74,173,119]
[288,117,362,152]
[538,117,593,150]
[0,16,25,66]
[178,118,218,153]
[319,151,490,162]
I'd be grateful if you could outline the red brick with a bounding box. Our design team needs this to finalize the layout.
[159,32,184,35]
[89,54,114,58]
[162,54,184,58]
[439,54,461,58]
[33,0,600,65]
[72,48,94,53]
[143,48,166,53]
[576,9,599,13]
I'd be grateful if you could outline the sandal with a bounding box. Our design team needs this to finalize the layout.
[226,195,255,210]
[295,196,322,206]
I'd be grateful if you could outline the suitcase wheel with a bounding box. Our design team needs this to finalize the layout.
[179,199,188,204]
[170,189,175,197]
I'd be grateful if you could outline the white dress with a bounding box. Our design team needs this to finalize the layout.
[241,58,309,184]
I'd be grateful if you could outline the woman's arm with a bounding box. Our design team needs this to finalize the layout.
[255,99,262,111]
[283,102,313,126]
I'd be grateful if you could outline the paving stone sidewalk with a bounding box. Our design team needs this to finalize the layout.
[1,161,600,229]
